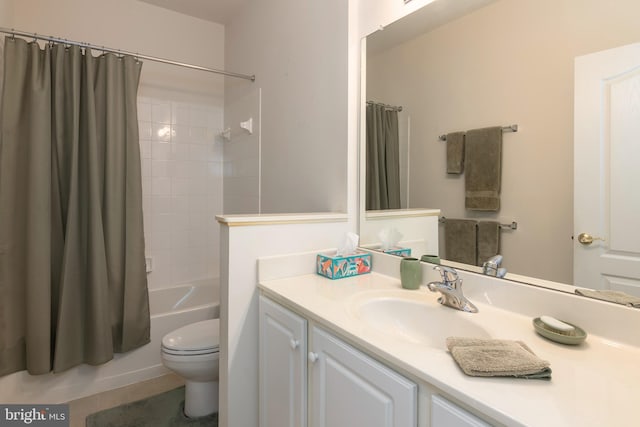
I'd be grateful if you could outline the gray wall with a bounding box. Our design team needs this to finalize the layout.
[224,0,349,214]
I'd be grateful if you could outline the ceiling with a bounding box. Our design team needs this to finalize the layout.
[137,0,247,25]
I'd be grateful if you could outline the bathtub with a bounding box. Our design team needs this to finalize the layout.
[0,278,220,404]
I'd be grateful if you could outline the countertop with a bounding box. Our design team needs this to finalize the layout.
[259,272,640,427]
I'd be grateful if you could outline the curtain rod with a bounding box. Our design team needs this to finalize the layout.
[0,27,255,82]
[367,101,403,112]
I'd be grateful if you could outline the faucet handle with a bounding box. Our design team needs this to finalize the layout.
[434,265,458,283]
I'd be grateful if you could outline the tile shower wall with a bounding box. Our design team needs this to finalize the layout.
[138,96,223,290]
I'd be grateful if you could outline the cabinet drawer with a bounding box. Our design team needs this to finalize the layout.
[431,395,492,427]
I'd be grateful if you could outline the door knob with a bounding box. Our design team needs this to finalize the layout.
[577,232,605,245]
[289,338,299,350]
[308,352,319,363]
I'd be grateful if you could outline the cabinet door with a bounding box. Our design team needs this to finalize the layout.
[431,395,492,427]
[259,296,307,427]
[309,326,416,427]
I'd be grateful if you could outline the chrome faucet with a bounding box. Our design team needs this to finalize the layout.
[482,255,507,278]
[426,266,478,313]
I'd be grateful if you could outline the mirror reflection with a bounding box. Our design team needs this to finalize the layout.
[363,0,640,293]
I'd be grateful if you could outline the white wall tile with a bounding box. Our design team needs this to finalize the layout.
[151,103,171,124]
[190,126,207,144]
[171,124,190,144]
[152,230,172,250]
[172,196,190,216]
[140,140,152,159]
[152,196,173,214]
[139,121,153,140]
[190,107,209,127]
[152,124,172,142]
[151,160,172,177]
[172,103,190,126]
[151,177,172,196]
[141,95,223,289]
[171,178,191,197]
[171,143,190,160]
[137,103,152,122]
[141,159,152,178]
[151,141,172,161]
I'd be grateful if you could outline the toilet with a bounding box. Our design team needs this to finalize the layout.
[161,318,220,418]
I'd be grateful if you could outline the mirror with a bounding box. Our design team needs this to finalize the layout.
[361,0,640,291]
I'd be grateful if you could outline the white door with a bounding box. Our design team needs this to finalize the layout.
[309,326,416,427]
[259,296,307,427]
[574,42,640,294]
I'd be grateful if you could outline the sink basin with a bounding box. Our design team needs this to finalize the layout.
[350,290,490,347]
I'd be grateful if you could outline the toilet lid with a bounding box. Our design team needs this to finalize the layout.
[162,319,220,352]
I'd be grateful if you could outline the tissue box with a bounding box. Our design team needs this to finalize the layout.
[383,247,412,257]
[316,251,372,280]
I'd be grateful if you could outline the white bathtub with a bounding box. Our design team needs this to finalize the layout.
[0,278,220,404]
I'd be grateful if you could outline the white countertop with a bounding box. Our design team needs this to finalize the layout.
[259,272,640,427]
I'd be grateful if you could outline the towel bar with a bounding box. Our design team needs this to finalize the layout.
[438,124,518,141]
[439,216,518,230]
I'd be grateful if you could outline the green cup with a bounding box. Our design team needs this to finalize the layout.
[420,254,441,265]
[400,257,422,290]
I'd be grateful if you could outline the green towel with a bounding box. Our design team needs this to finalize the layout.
[464,127,502,211]
[446,132,465,174]
[575,288,640,308]
[477,221,500,267]
[444,219,477,265]
[446,337,551,380]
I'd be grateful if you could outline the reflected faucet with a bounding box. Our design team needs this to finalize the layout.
[482,255,507,278]
[426,266,478,313]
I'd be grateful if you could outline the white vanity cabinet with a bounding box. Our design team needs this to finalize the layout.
[309,325,417,427]
[259,295,417,427]
[431,395,492,427]
[259,295,308,427]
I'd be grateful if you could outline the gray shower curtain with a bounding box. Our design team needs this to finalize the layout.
[0,37,150,376]
[366,103,401,210]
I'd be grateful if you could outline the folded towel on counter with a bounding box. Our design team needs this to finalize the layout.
[446,132,465,174]
[574,289,640,308]
[446,337,552,380]
[465,127,502,211]
[444,219,477,265]
[476,221,501,267]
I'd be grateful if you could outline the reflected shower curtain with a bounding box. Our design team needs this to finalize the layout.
[366,103,401,210]
[0,37,150,375]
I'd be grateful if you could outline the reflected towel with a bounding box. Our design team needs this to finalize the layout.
[444,219,477,265]
[446,132,465,174]
[477,221,500,266]
[465,127,502,211]
[446,337,551,380]
[575,289,640,308]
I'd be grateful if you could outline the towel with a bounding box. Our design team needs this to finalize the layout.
[446,132,465,174]
[444,219,477,265]
[465,127,502,211]
[476,221,501,266]
[575,289,640,308]
[446,337,552,380]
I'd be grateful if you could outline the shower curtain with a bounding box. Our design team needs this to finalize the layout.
[0,36,150,376]
[366,103,401,210]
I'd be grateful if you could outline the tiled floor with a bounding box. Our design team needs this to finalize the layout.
[67,374,184,427]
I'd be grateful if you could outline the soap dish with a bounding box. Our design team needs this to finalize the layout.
[533,318,587,345]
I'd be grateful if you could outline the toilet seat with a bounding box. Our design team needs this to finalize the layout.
[161,318,220,356]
